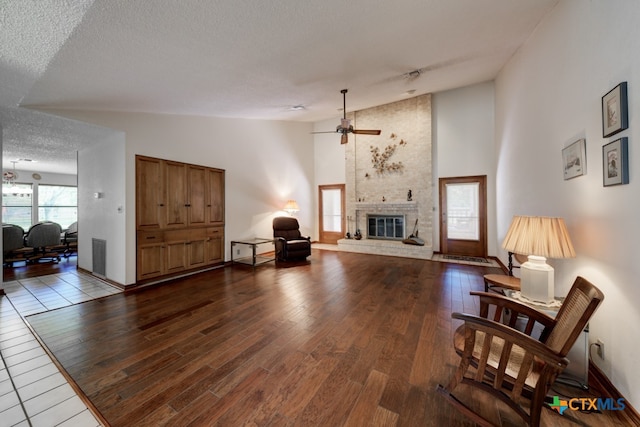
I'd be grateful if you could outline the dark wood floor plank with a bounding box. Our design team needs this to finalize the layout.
[344,369,389,426]
[24,249,623,426]
[243,353,323,425]
[293,344,360,426]
[177,367,270,427]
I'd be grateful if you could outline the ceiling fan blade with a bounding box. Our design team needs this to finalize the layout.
[352,129,381,135]
[310,130,340,134]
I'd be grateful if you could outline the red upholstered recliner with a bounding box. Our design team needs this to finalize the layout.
[272,217,311,261]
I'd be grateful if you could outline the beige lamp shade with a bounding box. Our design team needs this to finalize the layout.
[502,216,575,259]
[283,200,300,215]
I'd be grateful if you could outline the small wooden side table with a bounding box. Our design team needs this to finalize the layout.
[483,274,521,293]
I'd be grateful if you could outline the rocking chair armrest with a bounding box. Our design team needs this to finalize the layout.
[452,312,567,368]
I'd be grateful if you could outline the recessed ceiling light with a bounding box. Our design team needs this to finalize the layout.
[289,105,306,111]
[406,89,416,95]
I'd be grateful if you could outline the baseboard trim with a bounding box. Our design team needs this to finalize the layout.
[77,266,125,290]
[589,360,640,425]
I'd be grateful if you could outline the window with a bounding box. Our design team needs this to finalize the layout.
[2,184,33,230]
[38,185,77,229]
[321,188,342,232]
[446,182,480,240]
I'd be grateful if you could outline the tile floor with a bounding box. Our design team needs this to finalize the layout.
[0,271,122,427]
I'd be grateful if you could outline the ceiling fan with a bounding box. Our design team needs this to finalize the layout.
[312,89,381,144]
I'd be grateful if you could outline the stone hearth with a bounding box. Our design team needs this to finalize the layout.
[337,238,433,259]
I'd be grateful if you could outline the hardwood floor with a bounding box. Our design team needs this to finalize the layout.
[3,255,78,282]
[24,250,627,426]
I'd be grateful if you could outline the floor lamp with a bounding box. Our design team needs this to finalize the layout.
[502,216,575,304]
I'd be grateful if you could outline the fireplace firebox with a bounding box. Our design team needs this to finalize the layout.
[367,214,405,240]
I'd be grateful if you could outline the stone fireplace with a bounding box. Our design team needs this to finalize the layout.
[338,94,433,259]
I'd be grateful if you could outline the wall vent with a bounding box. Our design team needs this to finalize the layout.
[92,238,107,278]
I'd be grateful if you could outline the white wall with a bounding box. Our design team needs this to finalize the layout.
[496,0,640,406]
[314,116,346,185]
[433,82,496,254]
[78,131,127,285]
[313,116,346,239]
[1,124,3,293]
[48,110,316,286]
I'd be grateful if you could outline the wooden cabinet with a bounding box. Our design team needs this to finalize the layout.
[136,155,225,282]
[136,157,165,229]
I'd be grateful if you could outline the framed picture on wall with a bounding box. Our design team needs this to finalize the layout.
[602,137,629,186]
[562,138,586,180]
[602,82,629,138]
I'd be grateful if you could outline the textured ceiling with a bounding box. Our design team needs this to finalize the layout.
[0,0,559,174]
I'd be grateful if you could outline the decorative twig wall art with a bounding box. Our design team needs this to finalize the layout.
[369,133,407,174]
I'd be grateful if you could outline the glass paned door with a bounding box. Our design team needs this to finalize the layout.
[439,176,487,257]
[319,184,345,244]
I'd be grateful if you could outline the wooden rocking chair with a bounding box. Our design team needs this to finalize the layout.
[437,276,604,427]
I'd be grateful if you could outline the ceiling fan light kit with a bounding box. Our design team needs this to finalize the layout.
[2,161,33,195]
[312,89,381,144]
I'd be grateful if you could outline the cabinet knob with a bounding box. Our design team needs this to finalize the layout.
[159,204,165,207]
[185,204,191,207]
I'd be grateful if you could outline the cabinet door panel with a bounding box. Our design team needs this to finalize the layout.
[165,240,187,273]
[188,165,207,226]
[136,156,165,229]
[206,227,224,264]
[207,169,225,224]
[188,239,206,268]
[165,161,188,228]
[188,229,207,268]
[138,244,164,280]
